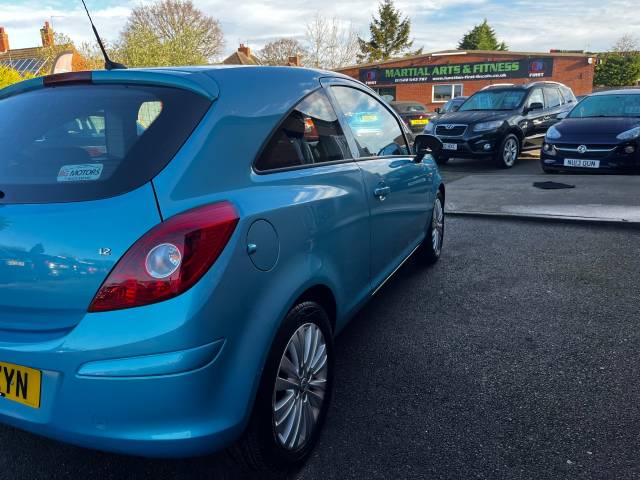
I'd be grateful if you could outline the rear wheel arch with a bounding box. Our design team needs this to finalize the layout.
[293,284,337,333]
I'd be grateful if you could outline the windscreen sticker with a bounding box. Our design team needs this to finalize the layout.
[57,164,104,182]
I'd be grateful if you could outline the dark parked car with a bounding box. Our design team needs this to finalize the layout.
[434,96,468,116]
[541,89,640,173]
[390,101,435,132]
[424,81,577,168]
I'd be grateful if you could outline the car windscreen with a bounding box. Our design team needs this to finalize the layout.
[568,94,640,118]
[0,84,211,204]
[459,90,526,111]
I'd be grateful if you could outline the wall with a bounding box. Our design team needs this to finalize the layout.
[339,52,595,109]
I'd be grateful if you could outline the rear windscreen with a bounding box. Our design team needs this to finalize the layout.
[0,84,211,203]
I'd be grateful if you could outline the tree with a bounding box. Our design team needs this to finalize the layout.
[595,35,640,87]
[612,34,639,54]
[305,15,359,69]
[117,0,224,67]
[0,65,34,89]
[77,41,108,70]
[357,0,421,63]
[458,19,507,51]
[257,38,308,66]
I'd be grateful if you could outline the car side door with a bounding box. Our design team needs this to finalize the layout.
[543,86,564,129]
[522,87,547,148]
[325,81,434,290]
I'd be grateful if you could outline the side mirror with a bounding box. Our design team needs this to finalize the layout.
[557,111,568,120]
[414,134,442,162]
[527,102,544,113]
[434,107,441,114]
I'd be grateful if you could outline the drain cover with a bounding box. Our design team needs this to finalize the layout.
[533,181,575,190]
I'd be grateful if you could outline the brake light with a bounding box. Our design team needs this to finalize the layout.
[88,202,238,312]
[43,71,92,86]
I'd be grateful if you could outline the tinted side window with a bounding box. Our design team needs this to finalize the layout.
[560,86,576,104]
[526,89,545,109]
[544,87,562,108]
[331,86,408,158]
[255,90,350,172]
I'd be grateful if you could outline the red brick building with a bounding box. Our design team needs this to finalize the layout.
[337,49,596,110]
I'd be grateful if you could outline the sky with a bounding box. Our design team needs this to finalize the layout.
[1,0,639,58]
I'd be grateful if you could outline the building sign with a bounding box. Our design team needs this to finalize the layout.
[360,58,554,85]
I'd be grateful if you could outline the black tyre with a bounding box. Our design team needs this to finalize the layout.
[495,134,520,168]
[228,301,334,476]
[432,153,450,165]
[418,190,444,265]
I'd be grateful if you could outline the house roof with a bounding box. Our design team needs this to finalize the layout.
[222,50,261,66]
[337,49,595,71]
[0,47,46,75]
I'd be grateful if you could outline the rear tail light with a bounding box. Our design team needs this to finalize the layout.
[88,202,238,312]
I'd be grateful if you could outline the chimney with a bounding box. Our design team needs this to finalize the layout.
[288,55,301,67]
[0,27,9,53]
[40,21,54,48]
[238,44,251,58]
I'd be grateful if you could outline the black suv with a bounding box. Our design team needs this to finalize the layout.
[424,82,577,168]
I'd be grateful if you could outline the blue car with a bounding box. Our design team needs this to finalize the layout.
[0,67,444,473]
[541,89,640,173]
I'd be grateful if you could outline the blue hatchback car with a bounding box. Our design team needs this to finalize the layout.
[0,66,444,473]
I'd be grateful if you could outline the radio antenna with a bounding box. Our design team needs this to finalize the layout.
[80,0,126,70]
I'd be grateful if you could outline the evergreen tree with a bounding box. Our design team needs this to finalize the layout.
[458,19,508,51]
[357,0,422,63]
[594,35,640,87]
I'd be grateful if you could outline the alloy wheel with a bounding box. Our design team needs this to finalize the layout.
[503,137,518,166]
[431,196,444,255]
[272,322,328,451]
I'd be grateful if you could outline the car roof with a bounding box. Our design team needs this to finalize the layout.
[0,65,357,102]
[478,81,567,92]
[591,89,640,96]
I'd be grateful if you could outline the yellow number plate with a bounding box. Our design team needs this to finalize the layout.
[410,119,429,125]
[0,361,41,408]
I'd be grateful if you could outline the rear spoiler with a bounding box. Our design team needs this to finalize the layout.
[0,70,219,101]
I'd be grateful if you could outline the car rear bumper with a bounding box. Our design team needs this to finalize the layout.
[0,290,252,458]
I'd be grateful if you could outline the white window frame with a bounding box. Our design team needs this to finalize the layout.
[432,84,464,103]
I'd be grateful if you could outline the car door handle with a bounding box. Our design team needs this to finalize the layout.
[373,186,391,200]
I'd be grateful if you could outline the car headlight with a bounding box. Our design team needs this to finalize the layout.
[424,122,435,133]
[546,125,562,140]
[473,120,503,132]
[616,126,640,141]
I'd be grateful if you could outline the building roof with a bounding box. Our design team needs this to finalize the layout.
[337,49,595,71]
[0,47,46,76]
[222,50,261,66]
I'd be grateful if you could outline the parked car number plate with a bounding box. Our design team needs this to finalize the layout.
[0,361,41,408]
[442,143,458,151]
[410,119,429,126]
[564,159,600,168]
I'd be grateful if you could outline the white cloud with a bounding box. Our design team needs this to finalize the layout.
[0,0,637,56]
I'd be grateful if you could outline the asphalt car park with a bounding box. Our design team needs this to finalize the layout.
[2,215,640,479]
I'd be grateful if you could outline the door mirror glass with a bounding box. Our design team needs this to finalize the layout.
[528,102,544,112]
[557,110,568,120]
[435,107,441,114]
[414,134,442,162]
